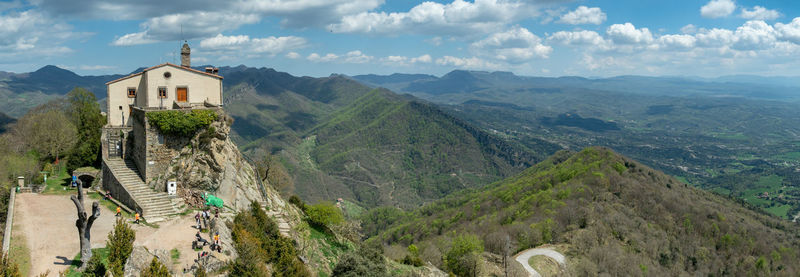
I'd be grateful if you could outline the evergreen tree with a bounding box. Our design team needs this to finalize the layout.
[107,218,136,276]
[141,257,170,277]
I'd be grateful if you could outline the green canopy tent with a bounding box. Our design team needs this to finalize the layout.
[204,193,224,208]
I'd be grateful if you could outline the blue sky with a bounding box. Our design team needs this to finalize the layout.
[1,0,799,78]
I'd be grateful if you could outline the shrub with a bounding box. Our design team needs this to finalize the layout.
[401,244,424,267]
[83,252,106,277]
[289,195,306,212]
[230,201,309,277]
[141,257,170,277]
[445,234,483,277]
[333,241,386,277]
[107,218,136,276]
[306,201,344,228]
[0,253,21,277]
[146,110,218,137]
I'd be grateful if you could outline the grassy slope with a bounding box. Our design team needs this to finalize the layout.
[370,147,800,276]
[307,89,538,208]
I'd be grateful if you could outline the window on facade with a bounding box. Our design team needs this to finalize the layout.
[158,87,167,98]
[127,88,136,98]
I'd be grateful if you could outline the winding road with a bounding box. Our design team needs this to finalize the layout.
[514,247,566,277]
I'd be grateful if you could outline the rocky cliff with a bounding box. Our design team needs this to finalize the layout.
[145,112,263,211]
[136,110,321,274]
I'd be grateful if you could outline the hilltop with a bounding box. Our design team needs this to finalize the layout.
[365,147,800,275]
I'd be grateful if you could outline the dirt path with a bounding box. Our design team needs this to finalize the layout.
[513,247,566,277]
[13,194,199,276]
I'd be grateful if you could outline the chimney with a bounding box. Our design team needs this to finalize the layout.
[181,42,191,67]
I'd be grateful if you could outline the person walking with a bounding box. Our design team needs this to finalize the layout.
[116,206,122,217]
[134,212,140,224]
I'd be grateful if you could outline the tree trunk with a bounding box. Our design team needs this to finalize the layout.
[71,180,100,270]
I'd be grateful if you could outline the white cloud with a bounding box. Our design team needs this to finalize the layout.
[701,0,736,18]
[413,54,432,63]
[307,53,339,62]
[658,34,697,50]
[427,36,443,46]
[471,27,551,63]
[435,56,500,70]
[606,23,653,45]
[0,10,85,60]
[32,0,382,28]
[731,20,777,50]
[343,50,373,64]
[740,6,780,21]
[112,12,259,46]
[557,6,606,25]
[681,24,698,34]
[379,54,432,66]
[199,34,250,49]
[285,52,301,59]
[548,30,611,49]
[695,28,734,47]
[196,33,307,59]
[306,50,374,63]
[775,17,800,44]
[328,0,531,36]
[111,32,156,46]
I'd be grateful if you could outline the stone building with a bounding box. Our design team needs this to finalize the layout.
[105,42,223,127]
[100,43,222,221]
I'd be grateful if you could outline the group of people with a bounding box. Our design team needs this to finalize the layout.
[114,205,140,224]
[193,208,222,258]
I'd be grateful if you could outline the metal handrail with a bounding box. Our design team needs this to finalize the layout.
[241,153,269,205]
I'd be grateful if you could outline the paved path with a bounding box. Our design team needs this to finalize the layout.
[513,247,566,277]
[13,193,198,276]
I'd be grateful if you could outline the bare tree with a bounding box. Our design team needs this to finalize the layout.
[71,180,100,269]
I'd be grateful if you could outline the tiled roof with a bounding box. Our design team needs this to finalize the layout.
[105,63,223,85]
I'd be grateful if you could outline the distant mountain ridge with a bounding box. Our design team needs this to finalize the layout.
[351,70,800,100]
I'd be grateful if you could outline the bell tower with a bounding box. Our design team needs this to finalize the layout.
[180,41,190,67]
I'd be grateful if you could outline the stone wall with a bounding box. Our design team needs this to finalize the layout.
[130,108,148,181]
[132,107,220,189]
[102,160,142,213]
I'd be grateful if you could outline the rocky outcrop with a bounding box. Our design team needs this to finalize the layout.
[124,246,171,277]
[147,112,264,211]
[209,217,236,259]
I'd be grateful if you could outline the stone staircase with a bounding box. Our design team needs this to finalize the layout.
[105,158,180,222]
[266,210,292,237]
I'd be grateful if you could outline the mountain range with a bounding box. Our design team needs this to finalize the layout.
[4,66,800,219]
[3,65,800,274]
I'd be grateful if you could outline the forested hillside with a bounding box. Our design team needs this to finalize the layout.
[304,89,549,208]
[355,70,800,221]
[220,67,555,208]
[365,147,800,275]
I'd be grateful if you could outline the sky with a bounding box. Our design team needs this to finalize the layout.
[1,0,799,78]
